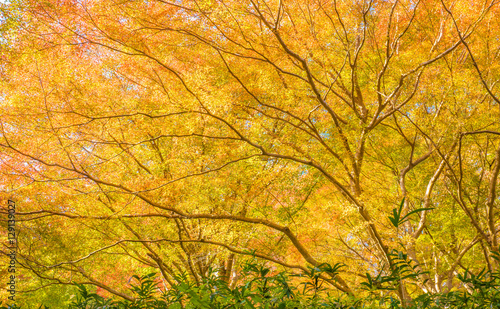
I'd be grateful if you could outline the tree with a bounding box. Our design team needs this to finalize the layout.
[0,0,499,305]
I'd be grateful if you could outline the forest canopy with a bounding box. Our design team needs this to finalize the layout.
[0,0,500,306]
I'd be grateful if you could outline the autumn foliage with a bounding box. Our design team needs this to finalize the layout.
[1,0,500,306]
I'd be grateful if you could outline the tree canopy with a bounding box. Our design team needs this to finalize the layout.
[1,0,500,306]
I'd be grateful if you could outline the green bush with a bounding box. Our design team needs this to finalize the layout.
[3,258,500,309]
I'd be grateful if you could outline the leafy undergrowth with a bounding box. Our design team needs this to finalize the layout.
[2,259,500,309]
